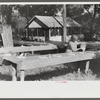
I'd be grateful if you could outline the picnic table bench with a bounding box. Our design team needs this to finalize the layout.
[2,50,100,81]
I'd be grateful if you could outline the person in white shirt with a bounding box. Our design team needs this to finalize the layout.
[67,35,86,52]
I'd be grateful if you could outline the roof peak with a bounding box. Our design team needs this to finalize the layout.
[26,15,81,28]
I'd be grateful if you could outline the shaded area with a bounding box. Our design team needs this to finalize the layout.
[0,73,12,81]
[0,60,17,81]
[2,59,17,69]
[25,66,69,81]
[47,41,67,53]
[25,62,79,81]
[34,49,58,55]
[90,58,100,78]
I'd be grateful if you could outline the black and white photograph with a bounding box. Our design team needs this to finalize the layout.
[0,1,100,98]
[0,3,100,82]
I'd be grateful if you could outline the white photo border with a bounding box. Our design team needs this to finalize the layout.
[0,1,100,98]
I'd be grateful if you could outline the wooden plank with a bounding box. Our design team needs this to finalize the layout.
[19,51,95,70]
[0,44,57,54]
[2,51,97,71]
[3,56,21,64]
[2,51,99,69]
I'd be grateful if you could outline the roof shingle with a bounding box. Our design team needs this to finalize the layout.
[27,15,81,28]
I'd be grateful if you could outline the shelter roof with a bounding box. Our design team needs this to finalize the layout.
[26,15,82,28]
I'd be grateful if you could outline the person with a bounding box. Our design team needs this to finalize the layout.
[67,35,86,52]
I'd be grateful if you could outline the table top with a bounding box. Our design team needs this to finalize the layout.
[3,51,100,70]
[0,43,57,54]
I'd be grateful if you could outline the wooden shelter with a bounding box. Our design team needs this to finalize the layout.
[25,15,82,42]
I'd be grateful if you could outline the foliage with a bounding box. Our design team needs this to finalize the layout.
[0,4,100,41]
[0,5,12,25]
[18,5,62,17]
[12,13,27,39]
[0,5,63,39]
[75,5,100,41]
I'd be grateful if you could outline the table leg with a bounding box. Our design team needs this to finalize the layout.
[20,70,25,81]
[78,68,81,76]
[85,61,90,74]
[12,67,17,81]
[32,51,34,55]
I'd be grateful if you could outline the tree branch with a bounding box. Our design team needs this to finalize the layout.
[84,8,92,18]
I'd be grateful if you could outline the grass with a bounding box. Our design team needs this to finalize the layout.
[48,70,97,81]
[0,65,12,81]
[0,63,98,81]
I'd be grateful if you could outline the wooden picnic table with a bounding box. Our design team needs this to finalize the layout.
[2,50,100,81]
[0,43,57,54]
[13,40,46,46]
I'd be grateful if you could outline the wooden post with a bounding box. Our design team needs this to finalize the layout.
[31,46,34,55]
[26,28,28,38]
[20,70,25,81]
[26,5,29,39]
[78,68,81,76]
[49,29,51,41]
[37,28,39,41]
[12,67,17,81]
[85,61,90,74]
[62,4,67,42]
[32,29,34,41]
[32,51,34,55]
[44,29,46,42]
[37,28,38,36]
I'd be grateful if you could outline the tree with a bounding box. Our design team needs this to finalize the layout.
[12,11,27,39]
[0,5,13,47]
[66,4,100,41]
[18,5,62,17]
[83,5,97,39]
[0,4,100,43]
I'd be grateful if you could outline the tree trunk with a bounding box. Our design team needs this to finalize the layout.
[84,5,97,40]
[62,4,67,42]
[1,24,13,47]
[89,5,97,39]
